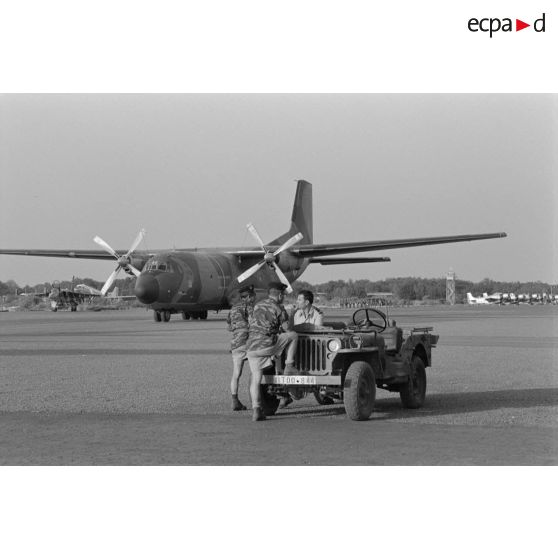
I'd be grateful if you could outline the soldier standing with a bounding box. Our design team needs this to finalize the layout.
[246,282,298,421]
[226,284,256,411]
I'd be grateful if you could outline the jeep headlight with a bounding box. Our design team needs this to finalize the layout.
[327,338,342,352]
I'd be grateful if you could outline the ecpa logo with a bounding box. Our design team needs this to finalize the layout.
[468,13,546,38]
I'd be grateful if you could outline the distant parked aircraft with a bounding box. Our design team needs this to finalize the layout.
[482,292,503,304]
[49,282,133,311]
[467,292,490,305]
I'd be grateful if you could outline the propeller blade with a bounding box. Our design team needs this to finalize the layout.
[237,261,266,283]
[101,267,121,296]
[271,262,293,294]
[127,265,142,278]
[273,232,303,256]
[125,228,146,257]
[246,223,266,249]
[93,236,119,259]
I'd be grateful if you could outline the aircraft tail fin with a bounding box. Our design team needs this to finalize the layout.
[467,292,475,303]
[270,180,313,246]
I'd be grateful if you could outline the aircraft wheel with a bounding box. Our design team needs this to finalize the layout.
[200,310,208,320]
[399,356,426,409]
[52,307,58,312]
[182,312,190,320]
[162,310,171,322]
[343,361,376,421]
[154,311,162,322]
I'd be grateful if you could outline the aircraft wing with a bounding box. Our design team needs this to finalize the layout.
[291,233,507,258]
[0,249,153,261]
[309,257,391,265]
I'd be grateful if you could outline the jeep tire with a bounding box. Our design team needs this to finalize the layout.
[343,361,376,420]
[399,355,427,409]
[261,388,280,416]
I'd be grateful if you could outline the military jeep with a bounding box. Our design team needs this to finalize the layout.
[260,308,439,421]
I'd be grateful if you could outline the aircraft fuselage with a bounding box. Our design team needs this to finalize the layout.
[134,250,309,312]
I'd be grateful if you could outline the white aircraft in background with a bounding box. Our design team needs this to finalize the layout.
[467,292,490,304]
[483,292,503,304]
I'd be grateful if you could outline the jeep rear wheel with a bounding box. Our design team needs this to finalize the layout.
[343,361,376,420]
[399,356,427,409]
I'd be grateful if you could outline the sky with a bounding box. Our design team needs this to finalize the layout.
[0,93,556,286]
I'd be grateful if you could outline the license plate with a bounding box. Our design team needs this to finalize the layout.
[273,375,317,385]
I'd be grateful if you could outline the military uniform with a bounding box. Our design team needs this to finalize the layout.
[246,297,289,351]
[246,281,298,421]
[227,284,256,411]
[227,299,254,353]
[247,296,298,371]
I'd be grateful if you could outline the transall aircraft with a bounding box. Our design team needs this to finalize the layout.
[0,180,507,322]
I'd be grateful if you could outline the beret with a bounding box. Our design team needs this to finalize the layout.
[239,284,255,295]
[268,281,288,291]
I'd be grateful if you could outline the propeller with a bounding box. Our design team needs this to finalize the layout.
[94,229,146,295]
[237,223,303,293]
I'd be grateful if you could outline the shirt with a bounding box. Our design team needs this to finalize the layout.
[246,297,289,351]
[291,305,324,328]
[227,301,254,350]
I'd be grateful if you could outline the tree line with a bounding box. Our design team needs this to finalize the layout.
[1,276,556,304]
[292,277,556,303]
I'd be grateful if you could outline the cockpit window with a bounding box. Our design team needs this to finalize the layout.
[146,260,173,273]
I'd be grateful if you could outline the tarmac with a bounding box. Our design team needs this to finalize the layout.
[0,305,556,465]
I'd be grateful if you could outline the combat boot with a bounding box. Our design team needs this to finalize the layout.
[252,407,266,421]
[232,395,247,411]
[279,395,293,409]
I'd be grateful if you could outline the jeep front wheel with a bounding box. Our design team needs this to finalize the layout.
[343,361,376,420]
[261,388,280,416]
[399,356,427,409]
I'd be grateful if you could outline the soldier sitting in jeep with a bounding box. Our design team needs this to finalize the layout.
[290,289,324,331]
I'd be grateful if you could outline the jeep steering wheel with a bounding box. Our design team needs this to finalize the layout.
[352,308,388,332]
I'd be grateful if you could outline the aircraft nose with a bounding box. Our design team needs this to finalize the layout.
[134,274,159,304]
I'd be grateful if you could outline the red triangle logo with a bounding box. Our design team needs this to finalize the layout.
[516,19,530,31]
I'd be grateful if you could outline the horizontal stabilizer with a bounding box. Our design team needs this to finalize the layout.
[292,233,507,258]
[309,257,391,265]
